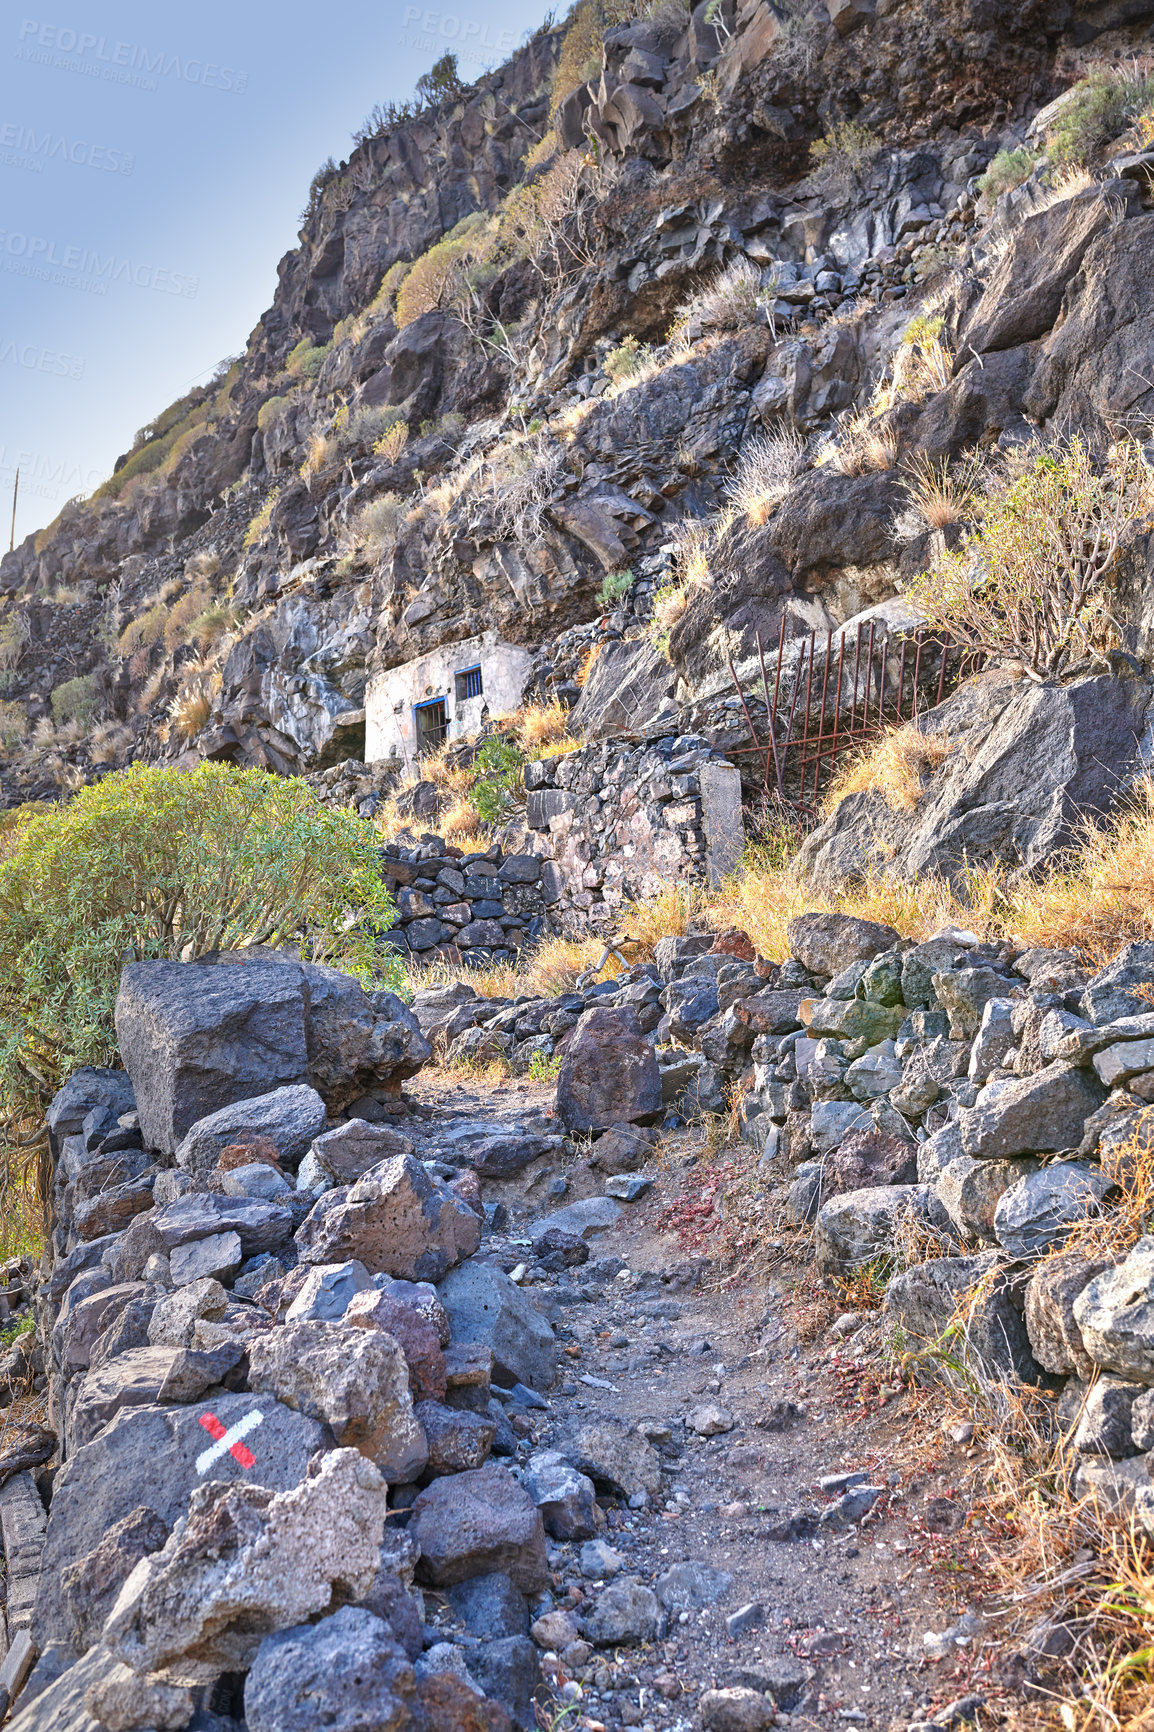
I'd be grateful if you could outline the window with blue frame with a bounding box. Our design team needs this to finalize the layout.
[455,665,483,701]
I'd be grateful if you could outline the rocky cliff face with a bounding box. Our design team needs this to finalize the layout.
[1,0,1150,813]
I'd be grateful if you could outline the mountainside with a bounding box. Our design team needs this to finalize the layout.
[0,0,1151,815]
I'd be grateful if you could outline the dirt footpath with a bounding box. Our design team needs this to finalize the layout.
[408,1067,1018,1732]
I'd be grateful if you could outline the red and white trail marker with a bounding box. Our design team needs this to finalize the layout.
[196,1408,264,1475]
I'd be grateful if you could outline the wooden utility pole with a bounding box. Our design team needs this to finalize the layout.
[8,468,17,553]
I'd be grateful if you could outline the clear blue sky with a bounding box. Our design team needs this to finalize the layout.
[0,0,549,547]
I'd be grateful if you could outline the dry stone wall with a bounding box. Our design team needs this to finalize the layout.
[379,733,745,963]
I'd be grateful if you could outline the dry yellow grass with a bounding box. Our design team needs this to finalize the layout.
[576,642,602,688]
[818,408,898,476]
[622,880,704,956]
[823,722,954,816]
[518,700,571,752]
[300,433,333,478]
[705,773,1154,965]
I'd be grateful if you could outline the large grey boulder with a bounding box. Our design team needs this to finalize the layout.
[115,959,431,1155]
[247,1320,428,1482]
[520,1450,599,1540]
[554,1006,662,1134]
[1025,1250,1116,1377]
[815,1185,945,1276]
[1082,944,1154,1026]
[59,1504,171,1654]
[1075,1240,1154,1380]
[68,1343,242,1451]
[285,1260,373,1323]
[554,1415,663,1502]
[796,672,1153,889]
[309,1120,414,1184]
[959,1063,1104,1159]
[785,913,899,977]
[937,1155,1039,1242]
[993,1161,1111,1256]
[104,1448,389,1674]
[151,1192,293,1258]
[46,1067,136,1162]
[34,1395,326,1649]
[116,960,313,1154]
[174,1084,326,1174]
[438,1263,557,1391]
[296,1153,480,1281]
[885,1252,1044,1386]
[409,1462,550,1592]
[346,1289,447,1402]
[245,1605,418,1732]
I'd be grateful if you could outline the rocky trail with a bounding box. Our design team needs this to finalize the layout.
[0,928,1067,1732]
[409,1062,1007,1732]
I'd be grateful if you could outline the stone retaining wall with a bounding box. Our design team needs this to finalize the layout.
[520,734,743,936]
[381,734,745,962]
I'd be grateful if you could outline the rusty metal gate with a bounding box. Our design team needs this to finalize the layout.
[725,617,978,814]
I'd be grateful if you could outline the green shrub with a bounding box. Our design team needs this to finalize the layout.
[604,336,651,385]
[977,147,1036,201]
[395,213,497,329]
[257,393,293,432]
[0,763,400,1121]
[597,568,634,608]
[1047,65,1154,165]
[809,121,880,193]
[903,437,1154,681]
[243,488,281,550]
[50,674,99,727]
[286,338,334,381]
[470,738,525,823]
[415,52,462,105]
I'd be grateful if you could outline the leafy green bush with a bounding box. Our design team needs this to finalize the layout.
[597,568,634,608]
[51,674,99,727]
[286,338,334,381]
[470,738,525,824]
[604,336,652,386]
[415,52,462,105]
[904,437,1153,681]
[1047,65,1154,165]
[0,764,400,1120]
[977,147,1036,201]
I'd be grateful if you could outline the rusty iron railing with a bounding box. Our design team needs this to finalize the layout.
[725,617,977,813]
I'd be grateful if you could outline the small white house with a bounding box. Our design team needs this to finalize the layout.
[364,630,533,771]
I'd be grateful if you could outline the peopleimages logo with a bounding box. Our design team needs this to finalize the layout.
[14,20,248,94]
[0,120,135,174]
[0,336,85,378]
[0,231,198,298]
[399,7,519,53]
[0,444,103,505]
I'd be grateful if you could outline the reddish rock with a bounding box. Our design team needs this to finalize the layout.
[345,1289,447,1403]
[825,1130,917,1196]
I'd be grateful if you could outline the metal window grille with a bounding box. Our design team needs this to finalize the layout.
[456,665,483,701]
[415,698,449,755]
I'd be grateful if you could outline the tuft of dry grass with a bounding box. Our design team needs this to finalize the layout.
[168,674,216,740]
[823,721,954,816]
[518,700,572,753]
[576,642,603,688]
[622,880,705,957]
[898,451,985,531]
[725,429,807,527]
[818,408,899,476]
